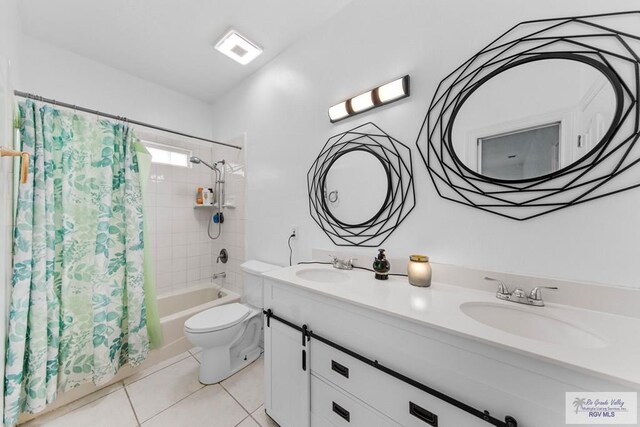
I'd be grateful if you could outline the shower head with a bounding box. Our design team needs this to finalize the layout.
[189,156,217,171]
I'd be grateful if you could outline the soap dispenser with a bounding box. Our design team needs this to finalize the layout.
[372,249,391,280]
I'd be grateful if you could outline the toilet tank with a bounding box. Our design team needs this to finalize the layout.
[240,260,281,308]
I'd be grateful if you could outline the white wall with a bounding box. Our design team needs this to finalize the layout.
[0,0,23,417]
[209,0,640,288]
[19,36,213,138]
[0,0,22,84]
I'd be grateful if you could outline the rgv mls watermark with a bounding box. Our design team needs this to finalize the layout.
[566,392,637,424]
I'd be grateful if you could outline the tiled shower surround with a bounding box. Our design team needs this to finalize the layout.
[142,132,246,296]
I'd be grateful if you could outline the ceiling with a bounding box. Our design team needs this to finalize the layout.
[18,0,353,103]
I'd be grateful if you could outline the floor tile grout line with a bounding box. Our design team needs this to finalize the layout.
[219,355,265,415]
[218,352,262,384]
[233,414,252,427]
[41,352,193,424]
[249,414,262,426]
[125,351,193,386]
[251,406,277,427]
[143,355,262,425]
[132,383,206,424]
[219,382,254,416]
[28,354,263,426]
[23,381,126,425]
[123,383,142,426]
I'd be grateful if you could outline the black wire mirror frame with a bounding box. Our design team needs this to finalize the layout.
[319,147,394,228]
[308,122,416,247]
[416,11,640,220]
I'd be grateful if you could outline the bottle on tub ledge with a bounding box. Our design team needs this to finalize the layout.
[372,249,391,280]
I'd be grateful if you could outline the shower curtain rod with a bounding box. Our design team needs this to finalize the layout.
[13,90,242,150]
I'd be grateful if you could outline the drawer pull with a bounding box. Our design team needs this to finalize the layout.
[332,401,350,422]
[410,402,438,426]
[331,360,349,378]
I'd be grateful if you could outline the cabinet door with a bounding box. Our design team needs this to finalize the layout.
[264,320,310,427]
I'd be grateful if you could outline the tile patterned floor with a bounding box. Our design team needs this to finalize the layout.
[23,350,278,427]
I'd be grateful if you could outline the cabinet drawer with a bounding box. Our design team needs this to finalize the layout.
[310,340,488,426]
[311,412,337,427]
[311,374,399,427]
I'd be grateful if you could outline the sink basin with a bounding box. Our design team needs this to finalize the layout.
[295,268,349,283]
[460,302,608,349]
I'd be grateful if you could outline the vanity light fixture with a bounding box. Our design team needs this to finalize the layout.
[215,29,262,65]
[328,75,410,123]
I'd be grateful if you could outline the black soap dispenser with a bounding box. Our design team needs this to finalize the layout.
[372,249,391,280]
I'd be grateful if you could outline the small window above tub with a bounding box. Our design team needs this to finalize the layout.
[143,141,192,168]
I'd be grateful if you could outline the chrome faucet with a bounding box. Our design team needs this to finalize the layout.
[329,255,357,270]
[485,277,557,307]
[212,272,227,280]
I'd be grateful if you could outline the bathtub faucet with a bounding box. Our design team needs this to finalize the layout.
[212,272,226,280]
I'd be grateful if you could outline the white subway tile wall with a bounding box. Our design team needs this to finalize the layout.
[142,132,246,296]
[209,135,247,296]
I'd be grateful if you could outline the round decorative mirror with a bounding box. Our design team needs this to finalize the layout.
[449,54,622,182]
[308,122,415,246]
[322,148,391,227]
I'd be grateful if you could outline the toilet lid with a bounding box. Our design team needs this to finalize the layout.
[185,303,251,333]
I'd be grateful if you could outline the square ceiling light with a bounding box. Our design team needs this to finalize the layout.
[215,29,262,65]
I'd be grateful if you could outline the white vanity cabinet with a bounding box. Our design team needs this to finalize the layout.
[263,279,497,426]
[264,319,310,427]
[262,266,640,427]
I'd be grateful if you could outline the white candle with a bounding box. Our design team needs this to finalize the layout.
[407,255,432,287]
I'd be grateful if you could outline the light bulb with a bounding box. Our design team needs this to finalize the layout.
[328,102,349,122]
[377,77,407,103]
[350,91,374,113]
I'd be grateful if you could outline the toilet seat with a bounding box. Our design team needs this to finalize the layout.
[185,303,252,334]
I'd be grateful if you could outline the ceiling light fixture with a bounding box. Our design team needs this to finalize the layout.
[215,29,262,65]
[328,75,410,123]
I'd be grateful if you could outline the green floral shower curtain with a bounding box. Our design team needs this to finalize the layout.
[4,101,150,426]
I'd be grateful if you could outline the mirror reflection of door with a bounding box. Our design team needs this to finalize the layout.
[451,57,618,181]
[478,122,560,181]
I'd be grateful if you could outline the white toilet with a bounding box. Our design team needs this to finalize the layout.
[184,260,280,384]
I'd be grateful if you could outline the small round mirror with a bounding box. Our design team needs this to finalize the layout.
[322,149,391,227]
[450,56,620,182]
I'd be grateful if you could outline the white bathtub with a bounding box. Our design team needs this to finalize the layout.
[20,283,240,423]
[157,284,241,345]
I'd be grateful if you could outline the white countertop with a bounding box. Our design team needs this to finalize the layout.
[264,264,640,387]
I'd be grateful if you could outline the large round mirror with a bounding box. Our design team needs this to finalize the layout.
[322,149,391,227]
[450,55,622,182]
